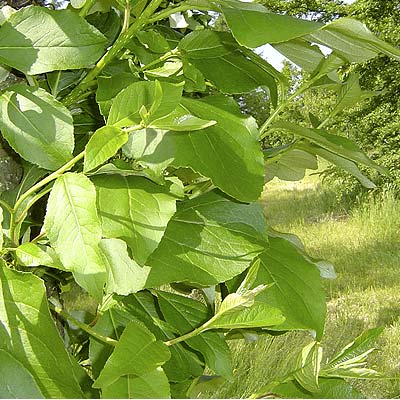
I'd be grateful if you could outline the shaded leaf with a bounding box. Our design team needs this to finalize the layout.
[156,290,233,380]
[272,122,386,175]
[0,6,106,74]
[93,320,170,389]
[101,369,171,399]
[93,175,177,265]
[179,30,277,95]
[0,263,83,397]
[146,190,267,287]
[298,142,376,189]
[265,148,318,182]
[0,85,74,170]
[255,237,326,339]
[259,377,362,399]
[96,73,139,117]
[44,172,106,299]
[308,17,400,63]
[273,39,324,73]
[0,349,43,398]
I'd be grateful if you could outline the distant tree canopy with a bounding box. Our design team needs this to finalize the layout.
[262,0,347,21]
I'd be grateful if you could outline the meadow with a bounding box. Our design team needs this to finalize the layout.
[202,175,400,398]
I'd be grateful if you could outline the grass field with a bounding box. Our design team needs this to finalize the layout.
[202,175,400,398]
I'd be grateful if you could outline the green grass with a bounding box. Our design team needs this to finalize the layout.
[202,176,400,398]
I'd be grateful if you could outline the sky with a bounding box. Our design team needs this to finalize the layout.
[261,0,356,70]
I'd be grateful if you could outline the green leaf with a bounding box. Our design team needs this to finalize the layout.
[0,6,107,74]
[260,377,363,399]
[298,143,376,189]
[136,30,170,54]
[96,73,139,117]
[0,349,43,398]
[89,294,204,384]
[107,80,183,128]
[150,105,216,131]
[84,126,128,173]
[93,175,177,265]
[93,320,170,389]
[320,327,384,379]
[207,286,285,330]
[308,17,400,63]
[272,122,387,175]
[44,172,106,299]
[0,264,83,397]
[146,190,267,287]
[179,30,278,95]
[265,148,318,182]
[156,290,233,380]
[0,85,74,170]
[255,237,326,339]
[326,73,376,121]
[218,0,322,48]
[0,206,3,251]
[101,369,171,399]
[15,242,64,269]
[99,238,150,295]
[294,342,323,392]
[124,96,264,202]
[273,39,324,73]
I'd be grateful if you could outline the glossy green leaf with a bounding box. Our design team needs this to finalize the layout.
[272,121,387,175]
[218,0,322,48]
[179,30,277,95]
[93,320,170,389]
[156,290,233,380]
[255,237,326,339]
[124,96,264,202]
[0,6,106,74]
[308,17,400,63]
[93,175,176,265]
[0,349,43,398]
[99,238,150,295]
[294,342,323,392]
[15,242,64,269]
[0,85,74,170]
[101,369,171,399]
[146,190,267,287]
[44,172,106,299]
[0,264,83,397]
[84,126,128,172]
[96,73,139,117]
[107,80,183,128]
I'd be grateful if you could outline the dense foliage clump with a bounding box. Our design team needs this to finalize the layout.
[0,0,399,397]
